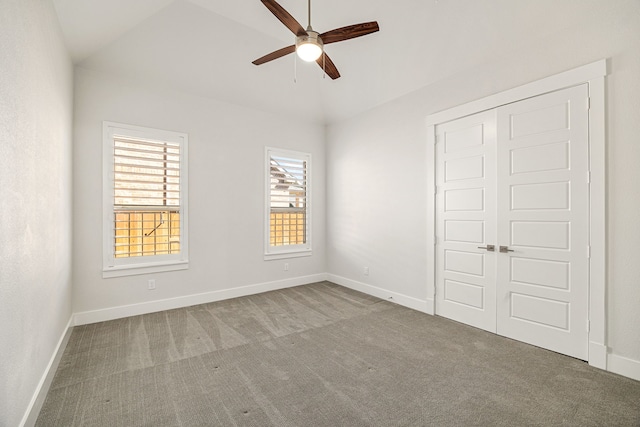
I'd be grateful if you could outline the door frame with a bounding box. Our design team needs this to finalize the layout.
[425,59,607,369]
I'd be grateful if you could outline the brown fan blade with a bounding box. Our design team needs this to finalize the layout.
[319,21,379,45]
[252,45,296,65]
[261,0,307,37]
[316,52,341,80]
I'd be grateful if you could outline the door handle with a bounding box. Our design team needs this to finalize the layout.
[499,246,515,253]
[477,245,495,252]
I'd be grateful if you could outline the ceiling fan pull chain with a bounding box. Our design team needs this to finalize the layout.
[293,51,297,83]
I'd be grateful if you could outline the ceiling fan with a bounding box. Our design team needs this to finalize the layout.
[252,0,379,80]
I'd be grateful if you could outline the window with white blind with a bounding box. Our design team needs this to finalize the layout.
[265,147,311,260]
[103,122,188,277]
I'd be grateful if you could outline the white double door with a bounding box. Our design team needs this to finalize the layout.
[435,84,590,360]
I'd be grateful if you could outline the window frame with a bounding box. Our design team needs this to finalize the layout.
[103,122,189,278]
[264,147,312,260]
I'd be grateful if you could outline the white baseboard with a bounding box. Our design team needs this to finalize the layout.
[73,273,328,325]
[607,353,640,381]
[327,274,433,314]
[588,342,608,370]
[20,316,74,427]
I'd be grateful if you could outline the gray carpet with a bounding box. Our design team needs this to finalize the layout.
[36,281,640,426]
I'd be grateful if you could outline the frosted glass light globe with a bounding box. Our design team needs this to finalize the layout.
[297,43,322,62]
[296,31,323,62]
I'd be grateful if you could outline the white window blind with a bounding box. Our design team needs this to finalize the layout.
[266,148,311,258]
[103,122,188,277]
[113,136,181,258]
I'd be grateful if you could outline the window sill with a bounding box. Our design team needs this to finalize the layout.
[103,260,189,278]
[264,250,312,261]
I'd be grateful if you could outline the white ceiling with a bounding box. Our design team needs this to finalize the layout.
[52,0,617,124]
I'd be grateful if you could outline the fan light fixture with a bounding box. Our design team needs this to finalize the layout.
[296,31,323,62]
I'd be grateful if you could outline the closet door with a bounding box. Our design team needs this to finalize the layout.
[435,110,497,333]
[495,84,590,360]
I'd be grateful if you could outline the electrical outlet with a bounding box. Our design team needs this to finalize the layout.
[148,279,156,290]
[284,263,289,271]
[364,267,369,276]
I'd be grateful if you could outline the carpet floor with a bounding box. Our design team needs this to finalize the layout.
[36,281,640,426]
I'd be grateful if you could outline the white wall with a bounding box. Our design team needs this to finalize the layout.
[72,67,326,319]
[327,3,640,371]
[0,0,74,425]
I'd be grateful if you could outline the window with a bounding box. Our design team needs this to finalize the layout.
[265,148,311,259]
[103,122,188,277]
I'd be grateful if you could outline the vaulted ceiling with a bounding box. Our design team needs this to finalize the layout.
[52,0,616,124]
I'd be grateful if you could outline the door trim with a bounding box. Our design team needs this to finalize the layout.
[425,59,607,369]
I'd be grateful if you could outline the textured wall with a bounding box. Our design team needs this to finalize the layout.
[72,67,326,316]
[327,2,640,370]
[0,0,74,425]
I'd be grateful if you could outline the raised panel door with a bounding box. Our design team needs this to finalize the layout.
[495,84,590,360]
[435,110,497,332]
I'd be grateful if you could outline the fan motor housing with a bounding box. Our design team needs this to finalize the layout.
[296,30,323,52]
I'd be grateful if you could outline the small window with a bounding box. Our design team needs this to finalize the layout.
[265,148,311,260]
[103,122,188,277]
